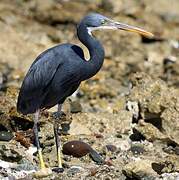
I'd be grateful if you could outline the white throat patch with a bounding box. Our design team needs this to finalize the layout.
[87,26,117,36]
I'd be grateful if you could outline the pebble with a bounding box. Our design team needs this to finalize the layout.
[106,144,117,153]
[0,131,14,141]
[67,166,84,176]
[33,168,52,178]
[62,140,92,158]
[89,150,104,164]
[130,144,145,155]
[70,100,82,113]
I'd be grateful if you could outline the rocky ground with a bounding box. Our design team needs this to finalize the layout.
[0,0,179,179]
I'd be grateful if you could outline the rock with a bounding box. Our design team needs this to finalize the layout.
[160,172,179,180]
[62,140,104,164]
[33,168,52,178]
[89,150,104,164]
[151,156,179,175]
[106,144,117,153]
[123,159,158,179]
[67,166,84,177]
[133,121,168,142]
[62,140,92,158]
[15,158,37,171]
[70,100,82,113]
[0,144,23,162]
[100,0,123,14]
[70,111,132,136]
[0,131,13,141]
[129,73,179,145]
[130,143,145,155]
[126,101,139,120]
[69,114,91,135]
[15,130,33,148]
[27,0,101,24]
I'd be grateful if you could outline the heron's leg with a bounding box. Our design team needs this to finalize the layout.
[53,104,63,170]
[33,110,45,169]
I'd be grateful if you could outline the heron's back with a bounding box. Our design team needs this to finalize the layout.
[17,44,84,115]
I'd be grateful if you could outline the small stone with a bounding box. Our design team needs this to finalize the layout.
[89,150,104,164]
[62,140,92,158]
[174,146,179,155]
[123,160,158,179]
[0,131,13,141]
[94,133,104,138]
[130,143,145,155]
[67,166,84,176]
[70,100,82,113]
[33,168,52,178]
[133,121,168,142]
[89,167,98,176]
[105,159,114,166]
[151,161,175,175]
[52,167,64,173]
[106,144,117,153]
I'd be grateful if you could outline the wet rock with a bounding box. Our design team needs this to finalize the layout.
[62,140,104,164]
[0,131,13,141]
[123,160,158,179]
[62,140,92,158]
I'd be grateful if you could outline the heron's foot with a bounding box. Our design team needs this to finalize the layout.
[33,168,52,178]
[52,167,64,173]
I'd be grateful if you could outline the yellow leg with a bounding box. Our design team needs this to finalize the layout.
[38,149,45,169]
[33,111,52,178]
[52,104,64,173]
[57,148,62,168]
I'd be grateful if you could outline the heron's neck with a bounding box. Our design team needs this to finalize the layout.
[77,23,105,80]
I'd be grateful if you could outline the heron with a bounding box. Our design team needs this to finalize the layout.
[17,13,153,176]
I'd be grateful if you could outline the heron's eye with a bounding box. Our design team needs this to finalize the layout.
[101,19,107,25]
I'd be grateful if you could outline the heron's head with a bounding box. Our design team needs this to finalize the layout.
[82,13,154,38]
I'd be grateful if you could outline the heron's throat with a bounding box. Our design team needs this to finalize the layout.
[77,23,105,80]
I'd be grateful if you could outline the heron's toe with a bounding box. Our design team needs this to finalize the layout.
[33,168,52,178]
[52,167,64,173]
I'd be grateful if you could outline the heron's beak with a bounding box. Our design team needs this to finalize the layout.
[113,21,154,38]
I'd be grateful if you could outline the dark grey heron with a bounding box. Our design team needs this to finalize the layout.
[17,13,153,176]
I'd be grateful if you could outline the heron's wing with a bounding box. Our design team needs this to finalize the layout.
[17,49,63,114]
